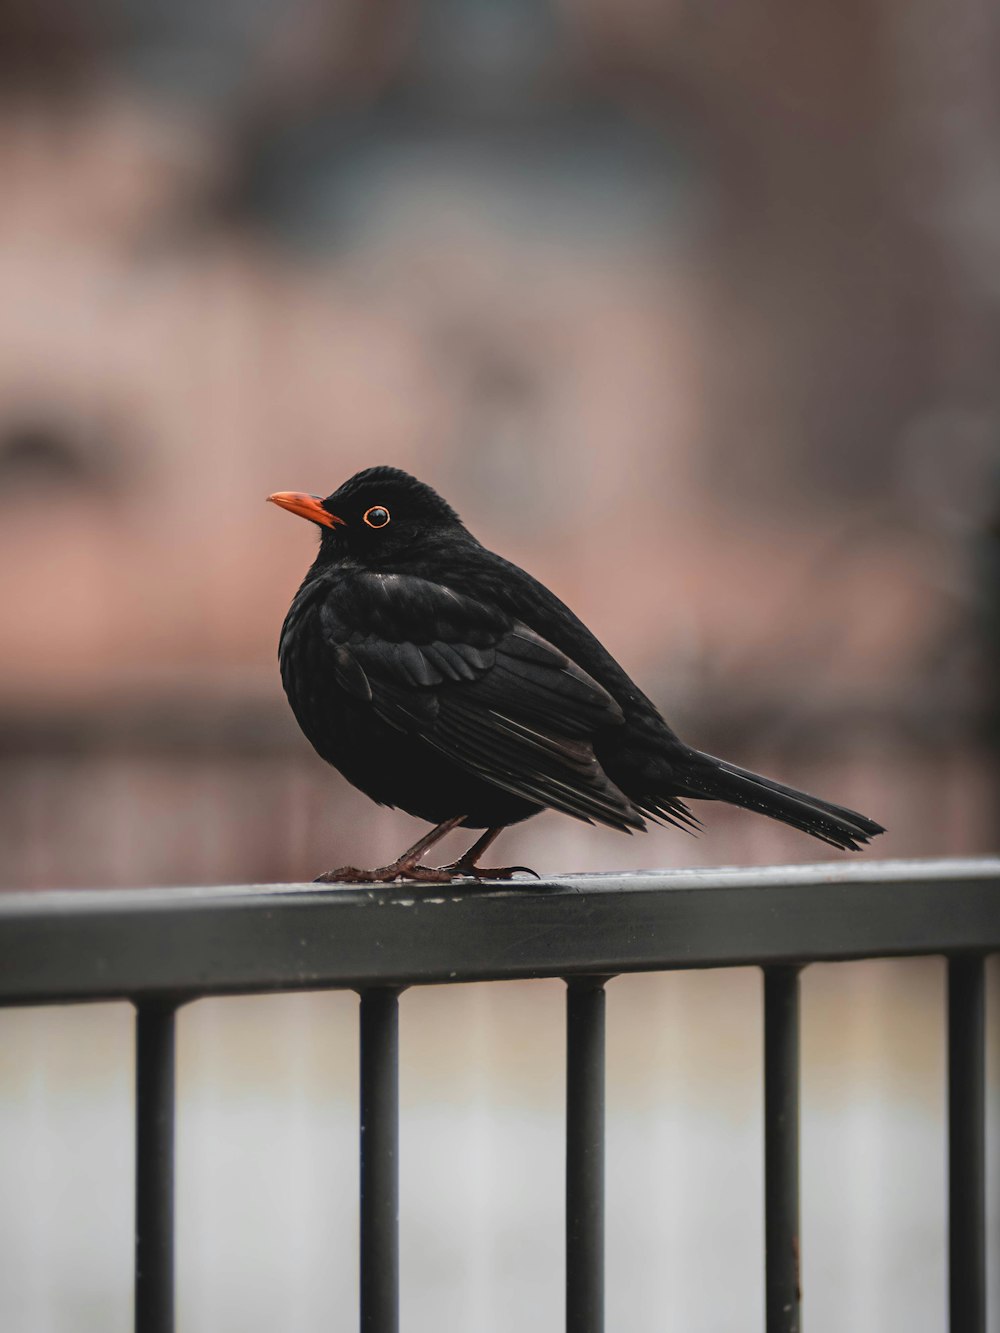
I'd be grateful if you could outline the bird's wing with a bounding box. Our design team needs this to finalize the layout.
[319,572,644,831]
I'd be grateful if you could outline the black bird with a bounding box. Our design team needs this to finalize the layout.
[270,466,884,882]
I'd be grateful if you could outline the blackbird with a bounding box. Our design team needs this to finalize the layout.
[270,466,884,882]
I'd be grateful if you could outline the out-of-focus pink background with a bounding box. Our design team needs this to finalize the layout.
[0,3,997,1331]
[0,0,997,887]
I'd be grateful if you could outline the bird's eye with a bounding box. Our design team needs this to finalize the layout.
[363,505,390,529]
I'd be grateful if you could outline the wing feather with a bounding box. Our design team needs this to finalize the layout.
[318,572,644,830]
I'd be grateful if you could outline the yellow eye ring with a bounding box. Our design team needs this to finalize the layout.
[363,505,391,529]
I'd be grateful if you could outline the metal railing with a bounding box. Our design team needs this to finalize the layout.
[1,856,997,1333]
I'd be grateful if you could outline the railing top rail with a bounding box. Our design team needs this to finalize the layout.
[1,856,998,1007]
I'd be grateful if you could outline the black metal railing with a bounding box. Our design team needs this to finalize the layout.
[1,856,997,1333]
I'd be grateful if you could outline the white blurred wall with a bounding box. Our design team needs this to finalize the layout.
[1,958,996,1333]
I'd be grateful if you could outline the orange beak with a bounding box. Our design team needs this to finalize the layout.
[267,492,344,529]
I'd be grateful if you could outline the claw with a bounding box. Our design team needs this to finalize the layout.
[313,859,538,885]
[314,860,454,885]
[438,861,539,882]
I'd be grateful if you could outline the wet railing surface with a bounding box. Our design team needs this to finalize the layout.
[1,856,997,1333]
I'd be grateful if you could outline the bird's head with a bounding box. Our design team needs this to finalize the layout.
[268,466,466,562]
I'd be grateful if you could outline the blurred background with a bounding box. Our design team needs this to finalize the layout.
[0,0,997,1329]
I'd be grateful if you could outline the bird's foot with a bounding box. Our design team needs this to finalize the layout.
[314,859,454,885]
[314,815,472,884]
[436,859,540,882]
[313,859,539,885]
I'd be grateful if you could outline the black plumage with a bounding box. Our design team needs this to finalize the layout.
[270,467,885,881]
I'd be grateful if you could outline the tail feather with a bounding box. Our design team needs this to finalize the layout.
[676,750,886,852]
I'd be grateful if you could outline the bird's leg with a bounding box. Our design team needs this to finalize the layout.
[436,827,539,882]
[314,815,467,884]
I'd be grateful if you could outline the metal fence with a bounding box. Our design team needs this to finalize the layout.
[1,857,997,1333]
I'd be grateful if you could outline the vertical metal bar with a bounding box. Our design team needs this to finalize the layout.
[135,1001,177,1333]
[359,988,400,1333]
[566,976,608,1333]
[948,955,985,1333]
[764,966,801,1333]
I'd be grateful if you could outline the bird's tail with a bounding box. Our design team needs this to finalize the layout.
[675,750,885,851]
